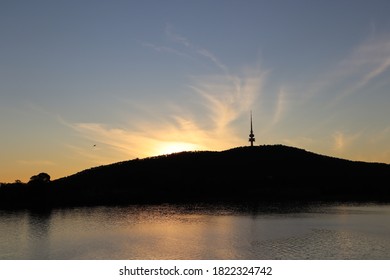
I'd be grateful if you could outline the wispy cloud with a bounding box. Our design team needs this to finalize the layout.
[141,24,227,72]
[140,41,191,59]
[165,24,192,48]
[336,36,390,99]
[67,118,202,159]
[271,88,287,125]
[190,70,264,131]
[195,48,229,73]
[164,24,228,73]
[303,34,390,105]
[289,33,390,114]
[332,130,362,152]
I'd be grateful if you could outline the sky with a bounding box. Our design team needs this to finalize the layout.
[1,0,390,183]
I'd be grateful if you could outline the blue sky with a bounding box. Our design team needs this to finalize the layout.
[1,0,390,182]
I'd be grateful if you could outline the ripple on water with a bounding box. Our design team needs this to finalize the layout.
[250,228,390,259]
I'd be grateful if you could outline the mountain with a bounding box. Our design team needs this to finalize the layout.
[1,145,389,208]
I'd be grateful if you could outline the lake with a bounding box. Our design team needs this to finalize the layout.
[0,202,389,259]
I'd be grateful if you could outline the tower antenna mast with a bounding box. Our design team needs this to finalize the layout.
[249,111,255,146]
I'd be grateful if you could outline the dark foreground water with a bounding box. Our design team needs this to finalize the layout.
[0,202,389,259]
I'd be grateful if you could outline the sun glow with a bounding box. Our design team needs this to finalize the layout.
[157,142,200,155]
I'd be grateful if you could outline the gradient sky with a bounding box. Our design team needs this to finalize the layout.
[1,0,390,183]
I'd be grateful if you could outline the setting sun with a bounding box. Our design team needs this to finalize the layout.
[157,142,200,155]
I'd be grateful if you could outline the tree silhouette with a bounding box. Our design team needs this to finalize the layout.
[28,173,51,187]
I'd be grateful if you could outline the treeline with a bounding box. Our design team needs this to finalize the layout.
[1,145,389,209]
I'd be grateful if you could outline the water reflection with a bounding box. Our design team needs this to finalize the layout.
[26,210,52,259]
[0,202,390,259]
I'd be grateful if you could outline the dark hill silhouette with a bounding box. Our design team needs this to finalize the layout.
[1,145,389,208]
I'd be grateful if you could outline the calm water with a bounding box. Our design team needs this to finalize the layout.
[0,202,389,259]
